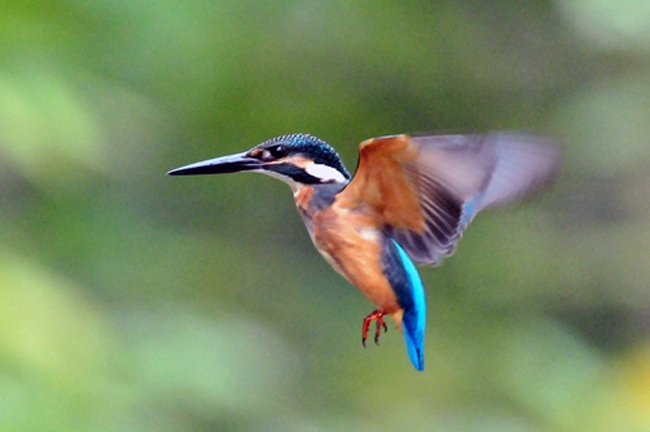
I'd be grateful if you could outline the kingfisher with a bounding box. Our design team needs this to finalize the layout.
[168,132,559,371]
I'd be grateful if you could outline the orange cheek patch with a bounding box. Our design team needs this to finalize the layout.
[284,155,312,169]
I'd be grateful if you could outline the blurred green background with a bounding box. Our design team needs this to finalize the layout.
[1,0,650,431]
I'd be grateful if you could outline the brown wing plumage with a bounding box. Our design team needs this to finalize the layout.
[336,133,560,265]
[335,135,425,233]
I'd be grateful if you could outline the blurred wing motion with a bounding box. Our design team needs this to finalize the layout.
[338,133,560,265]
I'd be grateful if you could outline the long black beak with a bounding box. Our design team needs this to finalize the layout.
[167,152,262,176]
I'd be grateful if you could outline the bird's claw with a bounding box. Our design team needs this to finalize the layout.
[362,309,387,347]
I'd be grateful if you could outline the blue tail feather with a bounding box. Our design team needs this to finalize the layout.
[386,239,426,371]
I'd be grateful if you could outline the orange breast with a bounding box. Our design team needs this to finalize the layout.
[311,204,401,315]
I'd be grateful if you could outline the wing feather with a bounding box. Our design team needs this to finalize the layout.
[337,133,559,265]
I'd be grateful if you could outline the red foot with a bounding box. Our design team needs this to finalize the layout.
[362,309,388,347]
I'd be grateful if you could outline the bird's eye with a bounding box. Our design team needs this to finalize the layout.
[256,144,289,161]
[268,145,287,159]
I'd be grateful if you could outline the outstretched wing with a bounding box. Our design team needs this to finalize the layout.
[336,133,560,265]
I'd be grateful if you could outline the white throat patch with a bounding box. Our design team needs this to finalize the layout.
[304,162,347,183]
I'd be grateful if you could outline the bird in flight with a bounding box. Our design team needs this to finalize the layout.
[168,132,559,370]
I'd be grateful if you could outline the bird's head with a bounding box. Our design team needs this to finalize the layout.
[168,134,351,189]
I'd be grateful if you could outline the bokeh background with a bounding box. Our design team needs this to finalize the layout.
[2,0,650,431]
